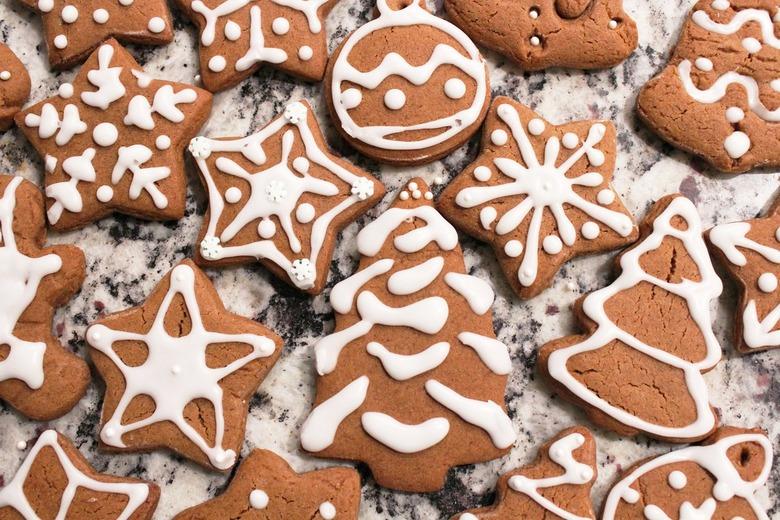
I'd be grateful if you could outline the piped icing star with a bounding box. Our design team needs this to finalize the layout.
[188,100,385,294]
[18,0,173,69]
[86,260,282,471]
[708,196,780,353]
[174,0,341,92]
[0,44,30,131]
[438,96,639,299]
[16,40,212,231]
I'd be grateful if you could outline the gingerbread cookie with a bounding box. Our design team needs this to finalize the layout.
[301,178,515,492]
[454,427,597,520]
[174,0,340,92]
[16,39,212,231]
[445,0,637,71]
[638,1,780,173]
[602,426,772,520]
[540,195,724,443]
[0,430,159,519]
[0,175,90,421]
[438,97,638,299]
[18,0,173,69]
[0,45,30,131]
[173,449,360,519]
[86,260,282,471]
[324,0,491,166]
[188,100,384,294]
[708,197,780,353]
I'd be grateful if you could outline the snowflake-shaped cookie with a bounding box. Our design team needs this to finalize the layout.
[438,96,638,298]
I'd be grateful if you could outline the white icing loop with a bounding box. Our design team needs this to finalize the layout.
[361,412,450,453]
[357,205,459,256]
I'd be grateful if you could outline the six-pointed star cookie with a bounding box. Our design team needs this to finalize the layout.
[0,44,30,131]
[18,0,173,69]
[453,427,597,520]
[173,449,360,519]
[0,430,159,519]
[86,259,283,472]
[174,0,341,92]
[0,175,90,421]
[437,96,639,299]
[188,100,385,294]
[16,39,212,231]
[708,196,780,353]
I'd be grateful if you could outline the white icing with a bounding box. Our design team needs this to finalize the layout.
[124,84,198,130]
[96,185,114,202]
[742,37,762,53]
[357,205,458,256]
[37,0,53,12]
[236,6,287,72]
[93,122,118,147]
[61,5,78,23]
[444,272,494,315]
[546,197,723,439]
[54,34,68,49]
[330,258,394,314]
[112,145,171,208]
[444,78,466,99]
[298,45,313,61]
[597,189,615,205]
[473,165,491,181]
[387,256,444,295]
[0,430,150,519]
[527,118,545,135]
[58,83,74,98]
[457,332,511,375]
[361,412,449,453]
[726,107,745,123]
[300,376,369,452]
[366,341,450,380]
[581,221,600,240]
[249,489,268,509]
[383,88,406,110]
[295,202,315,223]
[480,206,497,229]
[695,57,714,71]
[692,8,779,49]
[81,45,126,110]
[758,272,777,293]
[86,264,276,469]
[209,55,227,72]
[724,131,751,159]
[491,129,508,145]
[147,16,166,33]
[24,103,87,146]
[543,235,563,254]
[224,20,241,40]
[340,88,362,109]
[272,17,289,35]
[330,0,487,151]
[155,134,171,150]
[0,71,10,81]
[93,8,109,23]
[505,239,523,257]
[46,148,96,224]
[562,132,579,149]
[319,501,336,519]
[455,103,633,287]
[668,470,687,490]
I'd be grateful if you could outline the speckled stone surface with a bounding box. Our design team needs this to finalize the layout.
[0,0,778,518]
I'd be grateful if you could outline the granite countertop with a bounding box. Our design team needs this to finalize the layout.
[0,0,778,518]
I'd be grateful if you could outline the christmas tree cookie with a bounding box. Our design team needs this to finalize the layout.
[301,178,515,492]
[540,195,724,443]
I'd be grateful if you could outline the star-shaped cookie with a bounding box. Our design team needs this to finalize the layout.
[188,100,385,294]
[0,44,30,131]
[0,175,90,421]
[16,39,212,231]
[0,430,159,519]
[708,196,780,353]
[438,96,639,299]
[453,427,597,520]
[173,449,360,519]
[85,259,283,471]
[18,0,173,69]
[174,0,341,92]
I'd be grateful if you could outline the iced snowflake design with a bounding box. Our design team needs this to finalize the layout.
[351,177,375,201]
[291,258,315,281]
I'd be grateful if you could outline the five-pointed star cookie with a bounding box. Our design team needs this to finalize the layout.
[0,175,90,421]
[708,196,780,353]
[0,430,159,519]
[18,0,173,69]
[16,39,212,231]
[453,427,597,520]
[174,0,341,92]
[173,449,360,519]
[438,96,639,299]
[0,44,30,131]
[85,259,283,472]
[188,100,385,294]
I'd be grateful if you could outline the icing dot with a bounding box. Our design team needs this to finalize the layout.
[711,0,729,9]
[293,156,310,174]
[399,191,410,201]
[771,79,780,92]
[528,118,545,136]
[93,122,119,147]
[562,132,579,149]
[504,240,523,258]
[298,45,313,61]
[209,55,227,72]
[713,480,734,501]
[156,135,171,150]
[460,514,479,520]
[341,88,362,109]
[38,0,53,12]
[225,187,242,203]
[741,37,762,54]
[529,7,539,18]
[319,501,336,519]
[54,35,68,49]
[61,5,78,23]
[249,489,269,509]
[480,206,497,229]
[668,470,687,490]
[93,8,109,23]
[408,182,418,191]
[96,185,114,202]
[758,272,778,293]
[587,149,605,167]
[473,166,491,182]
[296,202,315,223]
[543,235,563,254]
[272,17,290,35]
[433,176,443,185]
[609,19,618,29]
[581,221,600,240]
[148,16,166,33]
[412,189,422,199]
[45,155,57,172]
[444,78,466,99]
[597,189,615,205]
[225,20,241,41]
[491,129,508,146]
[726,107,745,123]
[621,487,640,504]
[16,441,27,450]
[258,218,276,239]
[530,35,541,46]
[0,71,9,81]
[695,57,713,72]
[776,226,780,242]
[724,131,751,159]
[119,0,134,5]
[384,89,406,110]
[424,191,433,200]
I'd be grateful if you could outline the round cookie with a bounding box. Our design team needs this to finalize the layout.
[0,44,30,131]
[324,0,491,166]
